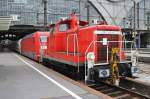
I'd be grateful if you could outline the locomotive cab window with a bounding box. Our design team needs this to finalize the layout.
[59,23,69,32]
[40,36,47,43]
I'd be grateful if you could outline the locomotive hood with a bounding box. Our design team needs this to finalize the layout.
[96,25,121,31]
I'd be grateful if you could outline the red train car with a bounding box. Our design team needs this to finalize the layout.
[20,31,49,62]
[43,13,138,85]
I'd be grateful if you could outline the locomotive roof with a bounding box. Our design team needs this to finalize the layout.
[22,31,49,39]
[49,13,121,31]
[50,19,88,27]
[96,25,121,31]
[78,25,121,32]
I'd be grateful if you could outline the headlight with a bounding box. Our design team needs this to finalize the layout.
[131,66,138,77]
[41,46,47,49]
[99,69,110,78]
[87,52,95,61]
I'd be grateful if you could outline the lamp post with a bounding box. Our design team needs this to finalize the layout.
[133,0,136,32]
[78,0,81,21]
[43,0,47,31]
[85,0,90,23]
[131,0,137,48]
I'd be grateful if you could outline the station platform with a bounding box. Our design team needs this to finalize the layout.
[0,52,111,99]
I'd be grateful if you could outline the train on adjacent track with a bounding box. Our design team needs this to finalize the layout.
[14,13,138,85]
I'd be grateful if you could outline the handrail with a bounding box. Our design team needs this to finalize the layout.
[84,40,136,82]
[67,34,77,56]
[85,41,134,63]
[66,33,80,72]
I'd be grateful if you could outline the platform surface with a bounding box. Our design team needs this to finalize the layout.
[0,52,105,99]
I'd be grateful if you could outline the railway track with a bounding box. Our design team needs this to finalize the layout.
[54,68,150,98]
[119,78,150,98]
[87,81,150,99]
[53,67,150,99]
[43,62,150,99]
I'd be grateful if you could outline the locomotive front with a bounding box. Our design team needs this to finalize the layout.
[85,25,138,85]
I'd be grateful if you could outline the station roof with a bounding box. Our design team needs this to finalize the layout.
[89,0,142,26]
[0,25,48,41]
[0,16,12,30]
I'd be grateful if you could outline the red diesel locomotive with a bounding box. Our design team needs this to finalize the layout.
[17,13,138,85]
[20,31,49,62]
[42,13,138,85]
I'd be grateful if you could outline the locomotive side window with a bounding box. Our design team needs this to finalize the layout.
[40,36,47,43]
[59,24,69,32]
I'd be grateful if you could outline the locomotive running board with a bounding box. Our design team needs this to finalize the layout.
[44,55,84,67]
[94,61,132,66]
[94,63,109,66]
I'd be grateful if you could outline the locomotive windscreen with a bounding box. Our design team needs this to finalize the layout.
[40,36,47,43]
[95,31,120,63]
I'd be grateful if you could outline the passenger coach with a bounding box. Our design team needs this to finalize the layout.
[20,31,49,62]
